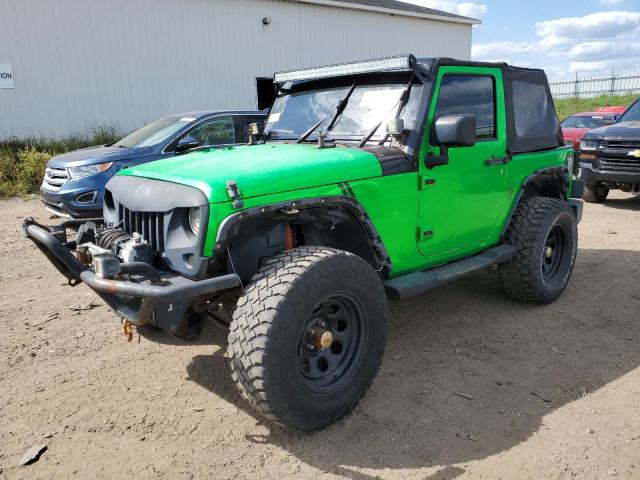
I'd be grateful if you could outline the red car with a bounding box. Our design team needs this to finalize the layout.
[594,106,627,115]
[561,111,622,150]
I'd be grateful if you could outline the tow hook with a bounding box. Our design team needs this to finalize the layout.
[122,319,134,342]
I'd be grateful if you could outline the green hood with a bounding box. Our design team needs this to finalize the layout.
[118,144,382,203]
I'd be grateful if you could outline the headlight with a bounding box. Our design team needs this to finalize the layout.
[579,138,596,151]
[566,151,575,174]
[188,207,201,235]
[68,162,113,178]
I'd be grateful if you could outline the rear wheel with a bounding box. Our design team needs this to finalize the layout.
[583,184,609,203]
[499,196,577,304]
[228,246,387,431]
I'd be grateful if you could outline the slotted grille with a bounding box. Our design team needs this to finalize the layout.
[598,158,640,172]
[118,205,165,252]
[42,166,69,191]
[599,139,640,150]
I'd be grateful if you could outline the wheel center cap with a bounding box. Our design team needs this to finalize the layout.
[545,246,553,258]
[309,328,333,349]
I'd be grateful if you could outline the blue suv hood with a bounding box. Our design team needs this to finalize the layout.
[47,145,153,168]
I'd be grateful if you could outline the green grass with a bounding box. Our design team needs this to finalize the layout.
[554,94,638,121]
[0,127,122,198]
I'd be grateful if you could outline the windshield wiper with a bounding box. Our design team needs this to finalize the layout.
[297,83,357,144]
[358,75,414,148]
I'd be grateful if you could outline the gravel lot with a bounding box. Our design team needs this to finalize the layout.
[1,193,639,479]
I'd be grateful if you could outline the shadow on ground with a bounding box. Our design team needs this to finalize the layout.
[175,247,640,479]
[599,193,640,211]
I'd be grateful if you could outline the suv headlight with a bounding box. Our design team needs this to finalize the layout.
[68,162,113,178]
[579,138,596,151]
[188,207,201,235]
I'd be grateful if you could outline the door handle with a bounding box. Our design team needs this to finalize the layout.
[484,156,509,166]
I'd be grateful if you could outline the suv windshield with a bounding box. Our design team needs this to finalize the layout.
[560,115,605,129]
[617,101,640,123]
[114,117,193,148]
[265,80,422,143]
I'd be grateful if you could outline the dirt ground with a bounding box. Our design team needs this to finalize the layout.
[1,193,639,480]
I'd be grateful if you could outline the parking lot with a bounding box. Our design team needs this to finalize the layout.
[1,193,639,479]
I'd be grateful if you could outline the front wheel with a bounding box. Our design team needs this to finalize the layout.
[583,184,609,203]
[228,246,387,431]
[498,196,577,304]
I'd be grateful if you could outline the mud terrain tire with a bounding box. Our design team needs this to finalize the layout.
[228,246,387,431]
[499,196,577,304]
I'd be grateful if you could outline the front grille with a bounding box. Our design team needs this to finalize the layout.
[598,157,640,172]
[42,167,69,191]
[118,205,165,253]
[598,139,640,150]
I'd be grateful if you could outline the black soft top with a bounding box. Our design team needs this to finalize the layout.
[429,58,564,154]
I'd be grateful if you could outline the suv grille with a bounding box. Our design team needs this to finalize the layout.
[118,205,165,253]
[42,167,69,191]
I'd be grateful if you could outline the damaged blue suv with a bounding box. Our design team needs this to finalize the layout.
[40,110,265,218]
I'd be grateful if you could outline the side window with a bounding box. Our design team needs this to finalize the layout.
[434,75,496,140]
[185,116,236,147]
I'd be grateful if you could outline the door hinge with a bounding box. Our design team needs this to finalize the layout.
[417,227,433,241]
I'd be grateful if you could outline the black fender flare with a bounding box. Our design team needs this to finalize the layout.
[212,195,392,277]
[501,166,572,239]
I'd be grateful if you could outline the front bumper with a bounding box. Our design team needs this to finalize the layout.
[23,218,240,327]
[40,171,112,219]
[579,162,640,186]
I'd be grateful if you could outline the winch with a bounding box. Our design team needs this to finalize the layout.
[74,223,154,278]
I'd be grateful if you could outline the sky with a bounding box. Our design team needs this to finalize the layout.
[404,0,640,80]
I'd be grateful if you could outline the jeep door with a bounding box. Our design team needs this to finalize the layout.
[417,67,510,260]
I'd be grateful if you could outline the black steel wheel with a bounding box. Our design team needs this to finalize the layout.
[541,225,566,282]
[228,246,387,431]
[297,293,365,394]
[499,196,578,304]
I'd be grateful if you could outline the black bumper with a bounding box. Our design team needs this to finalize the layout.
[579,163,640,186]
[23,219,241,326]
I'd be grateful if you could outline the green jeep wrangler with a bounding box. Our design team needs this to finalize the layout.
[25,55,583,431]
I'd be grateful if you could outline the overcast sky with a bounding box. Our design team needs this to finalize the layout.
[405,0,640,80]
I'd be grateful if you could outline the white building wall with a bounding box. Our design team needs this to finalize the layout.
[0,0,472,138]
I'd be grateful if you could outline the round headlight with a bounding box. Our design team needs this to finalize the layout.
[188,207,201,235]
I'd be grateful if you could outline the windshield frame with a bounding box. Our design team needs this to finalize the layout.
[265,71,431,156]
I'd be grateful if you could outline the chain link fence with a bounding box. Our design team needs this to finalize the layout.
[549,72,640,98]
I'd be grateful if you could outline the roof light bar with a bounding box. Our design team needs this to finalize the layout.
[274,54,416,83]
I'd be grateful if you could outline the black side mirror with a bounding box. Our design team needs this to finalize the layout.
[176,135,200,152]
[434,114,477,147]
[425,114,477,169]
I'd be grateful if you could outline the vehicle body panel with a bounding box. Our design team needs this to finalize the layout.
[417,65,509,262]
[119,144,382,203]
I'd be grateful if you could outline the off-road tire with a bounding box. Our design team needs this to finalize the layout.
[498,196,577,304]
[228,246,387,432]
[583,184,609,203]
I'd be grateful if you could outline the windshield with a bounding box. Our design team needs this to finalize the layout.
[265,81,422,143]
[114,117,193,148]
[617,100,640,123]
[560,115,604,129]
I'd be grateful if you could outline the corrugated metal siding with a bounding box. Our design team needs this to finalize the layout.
[0,0,472,138]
